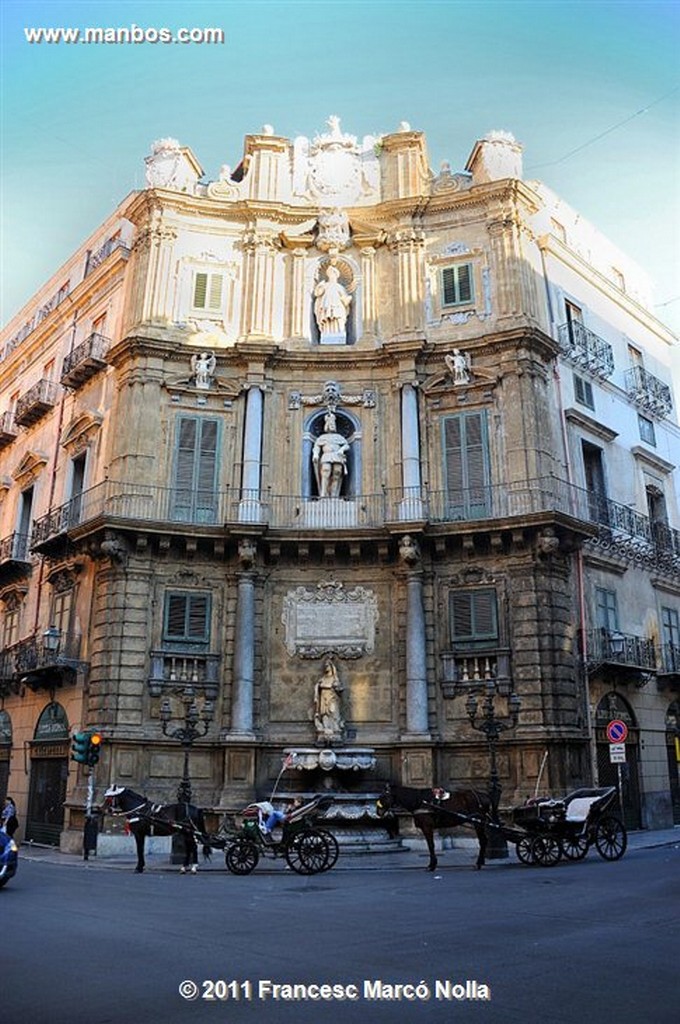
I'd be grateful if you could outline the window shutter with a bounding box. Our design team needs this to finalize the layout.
[450,589,498,643]
[442,264,473,306]
[457,263,472,303]
[193,273,208,309]
[166,594,188,638]
[442,267,457,306]
[196,419,218,522]
[187,594,209,641]
[443,412,489,518]
[451,592,473,639]
[172,417,219,523]
[207,274,223,311]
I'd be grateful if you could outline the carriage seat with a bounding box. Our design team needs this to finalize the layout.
[565,797,601,822]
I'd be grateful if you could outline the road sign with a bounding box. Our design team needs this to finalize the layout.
[609,743,626,763]
[606,719,628,744]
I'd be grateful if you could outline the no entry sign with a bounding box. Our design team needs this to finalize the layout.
[606,719,629,744]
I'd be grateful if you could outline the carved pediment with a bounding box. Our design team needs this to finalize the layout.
[12,451,48,487]
[61,410,103,452]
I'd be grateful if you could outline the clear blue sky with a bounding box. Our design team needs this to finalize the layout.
[1,0,679,332]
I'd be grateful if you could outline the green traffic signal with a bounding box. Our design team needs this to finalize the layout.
[71,731,90,764]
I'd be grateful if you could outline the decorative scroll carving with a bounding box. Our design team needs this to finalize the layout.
[288,379,376,411]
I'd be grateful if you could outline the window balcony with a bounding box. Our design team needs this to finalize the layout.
[60,332,110,388]
[625,365,673,419]
[0,532,32,584]
[439,649,511,698]
[0,411,18,448]
[557,321,614,380]
[0,646,22,698]
[586,628,656,685]
[83,236,130,277]
[585,494,680,577]
[147,650,220,699]
[657,643,680,692]
[14,630,86,691]
[14,379,60,427]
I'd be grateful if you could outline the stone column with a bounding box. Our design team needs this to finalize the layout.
[240,384,264,520]
[391,229,425,336]
[240,232,277,339]
[289,248,307,339]
[230,570,256,736]
[360,246,378,339]
[404,572,429,736]
[138,220,177,324]
[399,383,423,519]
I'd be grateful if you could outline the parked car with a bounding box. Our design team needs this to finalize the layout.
[0,830,18,888]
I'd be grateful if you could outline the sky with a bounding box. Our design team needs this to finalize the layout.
[1,0,679,333]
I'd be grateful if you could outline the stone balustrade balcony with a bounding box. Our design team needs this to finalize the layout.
[147,650,220,699]
[439,649,511,698]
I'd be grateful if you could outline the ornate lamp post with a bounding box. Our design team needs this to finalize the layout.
[465,682,521,858]
[159,686,214,804]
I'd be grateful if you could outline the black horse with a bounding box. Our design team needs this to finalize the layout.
[376,783,491,871]
[103,785,211,874]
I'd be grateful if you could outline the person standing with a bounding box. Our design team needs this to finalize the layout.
[1,796,18,838]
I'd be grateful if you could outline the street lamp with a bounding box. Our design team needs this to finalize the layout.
[159,685,214,804]
[465,681,521,858]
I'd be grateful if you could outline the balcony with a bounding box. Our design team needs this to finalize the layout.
[0,411,18,448]
[587,628,656,685]
[625,365,673,419]
[0,647,22,698]
[14,630,86,691]
[60,332,110,388]
[657,643,680,692]
[14,379,60,427]
[84,236,130,278]
[557,321,614,380]
[0,532,32,584]
[585,494,680,577]
[147,650,220,699]
[439,649,511,698]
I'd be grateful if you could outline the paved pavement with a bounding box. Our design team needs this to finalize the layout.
[16,824,680,873]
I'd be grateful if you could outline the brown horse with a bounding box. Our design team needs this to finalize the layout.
[376,783,491,871]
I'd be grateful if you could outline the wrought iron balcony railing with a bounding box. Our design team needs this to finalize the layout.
[0,532,31,565]
[624,365,673,419]
[61,332,110,388]
[83,236,130,277]
[585,492,680,575]
[586,629,656,671]
[659,643,680,676]
[0,410,18,448]
[14,631,85,689]
[14,379,60,427]
[557,321,615,379]
[0,646,22,697]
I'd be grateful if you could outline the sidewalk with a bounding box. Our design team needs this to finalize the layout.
[16,825,680,873]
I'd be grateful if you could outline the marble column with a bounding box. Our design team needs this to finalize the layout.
[405,573,429,736]
[240,384,263,521]
[289,248,307,339]
[360,246,377,339]
[399,383,423,519]
[230,572,256,736]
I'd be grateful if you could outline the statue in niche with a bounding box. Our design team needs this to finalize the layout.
[313,265,352,343]
[190,351,216,389]
[312,412,349,498]
[312,656,345,744]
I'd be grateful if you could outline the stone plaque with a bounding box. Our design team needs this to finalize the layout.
[282,578,378,659]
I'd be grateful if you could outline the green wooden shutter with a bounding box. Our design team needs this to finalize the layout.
[442,267,457,306]
[193,273,208,309]
[450,589,498,644]
[165,592,210,643]
[443,411,490,518]
[171,417,219,523]
[207,274,223,311]
[441,264,474,306]
[457,263,473,303]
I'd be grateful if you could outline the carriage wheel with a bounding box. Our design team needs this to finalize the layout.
[530,835,562,866]
[315,829,339,871]
[562,833,589,861]
[516,837,535,864]
[285,831,329,875]
[594,816,627,861]
[225,839,259,875]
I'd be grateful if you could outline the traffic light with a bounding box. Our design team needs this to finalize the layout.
[87,732,102,766]
[71,731,89,764]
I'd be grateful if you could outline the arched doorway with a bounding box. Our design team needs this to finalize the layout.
[666,701,680,825]
[26,702,70,845]
[0,711,11,802]
[595,692,642,830]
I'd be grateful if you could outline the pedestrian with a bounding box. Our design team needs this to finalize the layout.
[1,796,18,838]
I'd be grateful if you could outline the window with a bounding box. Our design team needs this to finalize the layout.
[573,374,594,410]
[91,312,107,337]
[192,272,224,313]
[51,588,74,637]
[163,592,211,645]
[441,264,474,307]
[443,411,490,518]
[16,487,34,551]
[582,442,608,524]
[2,606,20,648]
[565,301,583,325]
[662,607,680,648]
[595,588,619,632]
[450,590,498,646]
[69,453,87,525]
[638,415,656,446]
[627,344,643,367]
[171,416,219,523]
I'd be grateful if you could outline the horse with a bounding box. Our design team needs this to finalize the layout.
[376,783,491,872]
[103,785,211,874]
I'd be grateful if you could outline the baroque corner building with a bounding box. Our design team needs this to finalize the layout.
[1,118,679,850]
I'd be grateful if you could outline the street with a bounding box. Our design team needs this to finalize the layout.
[4,844,678,1024]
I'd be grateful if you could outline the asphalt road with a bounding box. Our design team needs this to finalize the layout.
[4,846,678,1024]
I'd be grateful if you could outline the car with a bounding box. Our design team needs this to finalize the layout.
[0,830,18,888]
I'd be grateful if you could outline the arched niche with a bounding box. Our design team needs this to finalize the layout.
[301,407,362,499]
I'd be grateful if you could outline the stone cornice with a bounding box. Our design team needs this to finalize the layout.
[564,408,619,443]
[630,445,675,475]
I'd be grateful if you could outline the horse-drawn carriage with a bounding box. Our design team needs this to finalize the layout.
[103,786,339,876]
[376,783,627,871]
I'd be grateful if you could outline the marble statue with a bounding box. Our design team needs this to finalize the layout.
[445,349,471,385]
[313,657,345,743]
[191,351,216,389]
[312,413,349,498]
[314,265,352,343]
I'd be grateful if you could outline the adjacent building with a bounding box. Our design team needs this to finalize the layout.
[1,119,678,851]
